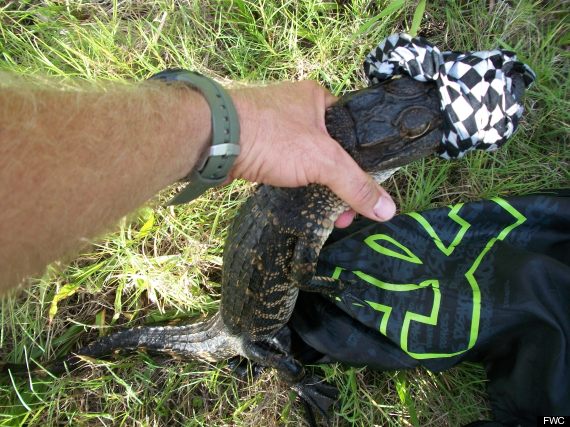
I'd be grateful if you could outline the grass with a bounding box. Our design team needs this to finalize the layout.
[0,0,568,426]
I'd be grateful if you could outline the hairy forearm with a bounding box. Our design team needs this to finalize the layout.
[0,75,396,292]
[0,75,210,289]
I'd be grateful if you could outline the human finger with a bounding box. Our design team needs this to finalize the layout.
[319,147,396,222]
[334,209,356,228]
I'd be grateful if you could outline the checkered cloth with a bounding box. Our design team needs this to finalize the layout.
[364,33,536,159]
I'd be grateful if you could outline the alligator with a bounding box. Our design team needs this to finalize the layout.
[5,76,444,421]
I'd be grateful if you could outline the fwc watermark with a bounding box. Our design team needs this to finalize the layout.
[540,416,569,425]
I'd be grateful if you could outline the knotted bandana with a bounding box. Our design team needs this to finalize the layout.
[364,33,536,159]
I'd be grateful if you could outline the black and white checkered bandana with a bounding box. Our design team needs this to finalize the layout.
[364,33,536,159]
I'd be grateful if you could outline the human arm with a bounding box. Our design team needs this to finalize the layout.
[0,75,395,290]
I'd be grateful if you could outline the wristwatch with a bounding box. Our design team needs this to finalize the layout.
[150,69,240,205]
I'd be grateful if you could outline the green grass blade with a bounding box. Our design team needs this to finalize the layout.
[409,0,426,36]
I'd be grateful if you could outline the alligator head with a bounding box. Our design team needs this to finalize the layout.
[325,76,443,171]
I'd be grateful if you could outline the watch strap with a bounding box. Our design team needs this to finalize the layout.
[150,69,240,204]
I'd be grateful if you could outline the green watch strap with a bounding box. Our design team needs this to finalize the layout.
[150,69,240,205]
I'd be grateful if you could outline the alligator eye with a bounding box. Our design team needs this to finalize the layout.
[396,106,434,138]
[401,118,430,138]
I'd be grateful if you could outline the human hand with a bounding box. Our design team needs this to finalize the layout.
[228,81,396,226]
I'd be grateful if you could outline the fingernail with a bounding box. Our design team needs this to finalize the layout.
[373,194,396,221]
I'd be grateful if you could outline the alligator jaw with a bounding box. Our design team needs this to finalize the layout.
[359,128,441,172]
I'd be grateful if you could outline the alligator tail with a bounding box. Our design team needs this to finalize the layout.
[3,312,242,376]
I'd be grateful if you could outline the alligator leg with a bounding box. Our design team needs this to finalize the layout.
[291,239,350,295]
[243,338,304,382]
[229,326,292,379]
[227,356,265,380]
[243,338,338,422]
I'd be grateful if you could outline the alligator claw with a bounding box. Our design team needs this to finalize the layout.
[291,375,339,425]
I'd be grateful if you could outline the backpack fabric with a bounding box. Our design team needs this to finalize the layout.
[291,193,570,426]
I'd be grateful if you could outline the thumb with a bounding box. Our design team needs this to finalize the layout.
[320,149,397,222]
